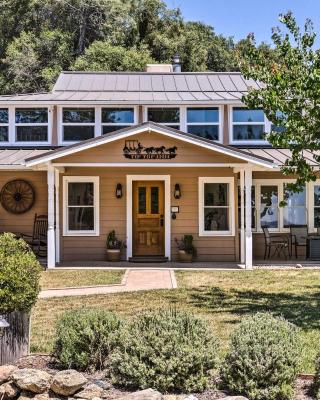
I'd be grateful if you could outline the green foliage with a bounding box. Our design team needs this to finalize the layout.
[0,233,42,313]
[72,42,155,71]
[221,313,302,400]
[109,308,219,393]
[54,308,122,371]
[175,235,197,256]
[241,12,320,192]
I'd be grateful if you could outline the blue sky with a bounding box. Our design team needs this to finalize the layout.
[164,0,320,46]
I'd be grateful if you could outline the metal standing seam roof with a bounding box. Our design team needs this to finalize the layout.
[243,148,320,167]
[0,72,263,104]
[0,149,52,165]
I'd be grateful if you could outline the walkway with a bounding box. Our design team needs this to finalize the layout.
[39,269,177,298]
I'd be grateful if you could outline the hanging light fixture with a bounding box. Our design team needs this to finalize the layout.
[0,315,9,339]
[174,183,181,199]
[115,183,123,199]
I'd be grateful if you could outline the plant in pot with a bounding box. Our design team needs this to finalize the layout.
[106,230,124,262]
[175,234,196,262]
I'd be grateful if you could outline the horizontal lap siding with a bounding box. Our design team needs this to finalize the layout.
[0,172,47,235]
[61,167,238,262]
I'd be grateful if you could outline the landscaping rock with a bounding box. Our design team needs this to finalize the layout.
[51,370,87,396]
[0,381,20,399]
[116,389,163,400]
[218,397,248,400]
[17,391,33,400]
[92,380,111,390]
[74,384,104,400]
[0,366,17,384]
[11,369,52,394]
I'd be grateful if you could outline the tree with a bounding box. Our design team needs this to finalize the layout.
[240,12,320,193]
[72,41,155,71]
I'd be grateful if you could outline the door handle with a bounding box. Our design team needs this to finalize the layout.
[160,214,164,227]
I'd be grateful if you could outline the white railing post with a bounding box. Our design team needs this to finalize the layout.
[55,169,60,264]
[245,167,253,269]
[240,169,245,264]
[47,165,55,269]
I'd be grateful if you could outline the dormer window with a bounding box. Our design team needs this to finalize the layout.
[231,107,266,143]
[62,108,95,142]
[102,108,134,134]
[187,107,220,141]
[15,108,48,142]
[147,107,180,129]
[0,109,8,142]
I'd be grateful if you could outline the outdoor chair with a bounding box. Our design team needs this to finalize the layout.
[290,225,308,259]
[262,226,290,260]
[20,214,48,257]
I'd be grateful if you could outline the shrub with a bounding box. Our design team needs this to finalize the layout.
[109,308,219,393]
[54,308,122,371]
[314,354,320,399]
[221,313,302,400]
[0,233,42,313]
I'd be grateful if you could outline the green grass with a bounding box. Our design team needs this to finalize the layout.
[40,269,124,289]
[31,269,320,373]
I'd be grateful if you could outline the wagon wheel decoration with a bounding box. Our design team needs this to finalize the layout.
[1,179,35,214]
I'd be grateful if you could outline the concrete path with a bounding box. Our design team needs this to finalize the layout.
[39,269,177,299]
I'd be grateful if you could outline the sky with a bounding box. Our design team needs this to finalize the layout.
[164,0,320,46]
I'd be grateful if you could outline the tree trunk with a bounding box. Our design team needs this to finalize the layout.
[0,311,30,365]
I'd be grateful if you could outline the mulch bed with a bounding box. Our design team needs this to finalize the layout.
[14,354,316,400]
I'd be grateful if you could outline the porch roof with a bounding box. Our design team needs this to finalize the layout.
[23,122,276,168]
[0,148,52,167]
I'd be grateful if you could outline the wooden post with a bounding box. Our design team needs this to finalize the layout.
[0,312,29,365]
[245,167,253,269]
[240,169,245,264]
[47,165,55,269]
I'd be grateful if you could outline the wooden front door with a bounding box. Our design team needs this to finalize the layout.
[133,181,165,256]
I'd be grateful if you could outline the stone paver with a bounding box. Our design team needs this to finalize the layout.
[39,269,176,298]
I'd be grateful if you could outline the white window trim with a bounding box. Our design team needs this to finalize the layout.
[0,107,9,143]
[100,106,138,134]
[229,105,269,145]
[12,105,52,146]
[254,179,309,233]
[63,176,100,236]
[198,177,235,236]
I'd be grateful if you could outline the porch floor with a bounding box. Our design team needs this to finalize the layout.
[54,260,320,270]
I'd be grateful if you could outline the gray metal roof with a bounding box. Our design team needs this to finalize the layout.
[0,149,52,166]
[243,148,320,167]
[0,71,263,104]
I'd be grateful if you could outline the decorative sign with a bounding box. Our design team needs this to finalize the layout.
[123,140,177,159]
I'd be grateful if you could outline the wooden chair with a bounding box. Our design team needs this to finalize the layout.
[20,214,48,257]
[290,225,308,259]
[262,226,290,260]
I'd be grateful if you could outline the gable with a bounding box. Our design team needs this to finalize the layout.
[52,130,247,164]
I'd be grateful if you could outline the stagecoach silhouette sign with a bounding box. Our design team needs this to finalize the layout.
[123,140,177,159]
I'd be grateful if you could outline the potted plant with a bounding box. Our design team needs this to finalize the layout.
[175,235,196,262]
[106,230,124,262]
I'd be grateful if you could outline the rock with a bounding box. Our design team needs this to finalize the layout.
[74,384,104,400]
[17,391,34,400]
[92,380,111,390]
[217,397,248,400]
[34,393,50,400]
[11,369,52,394]
[183,396,198,400]
[51,370,87,396]
[116,389,163,400]
[0,366,17,384]
[0,381,20,399]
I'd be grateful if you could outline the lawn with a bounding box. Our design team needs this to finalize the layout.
[32,269,320,373]
[40,269,125,289]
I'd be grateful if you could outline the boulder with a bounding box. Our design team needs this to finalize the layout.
[217,397,248,400]
[17,391,33,400]
[116,389,163,400]
[51,370,87,396]
[0,366,17,384]
[74,384,104,400]
[0,381,20,399]
[11,369,52,394]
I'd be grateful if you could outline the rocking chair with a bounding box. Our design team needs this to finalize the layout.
[20,214,48,257]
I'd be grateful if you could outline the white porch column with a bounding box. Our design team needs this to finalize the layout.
[55,169,60,264]
[47,165,56,269]
[245,167,253,269]
[240,169,245,264]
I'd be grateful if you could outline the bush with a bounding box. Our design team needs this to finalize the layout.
[314,354,320,399]
[109,308,219,393]
[54,308,122,371]
[0,233,42,313]
[221,313,302,400]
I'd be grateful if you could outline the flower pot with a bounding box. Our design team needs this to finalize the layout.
[177,250,193,263]
[106,249,121,262]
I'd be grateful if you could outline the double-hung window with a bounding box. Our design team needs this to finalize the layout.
[62,108,95,142]
[187,107,220,141]
[314,185,320,229]
[231,107,266,143]
[15,108,48,142]
[199,177,234,236]
[102,108,134,134]
[0,109,9,142]
[147,107,180,129]
[63,177,99,236]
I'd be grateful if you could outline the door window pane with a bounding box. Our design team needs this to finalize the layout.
[138,187,146,214]
[15,108,48,123]
[151,187,159,214]
[283,185,306,227]
[63,126,95,141]
[260,185,278,228]
[102,108,134,123]
[148,108,180,124]
[63,108,95,123]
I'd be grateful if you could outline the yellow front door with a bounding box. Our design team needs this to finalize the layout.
[133,181,165,256]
